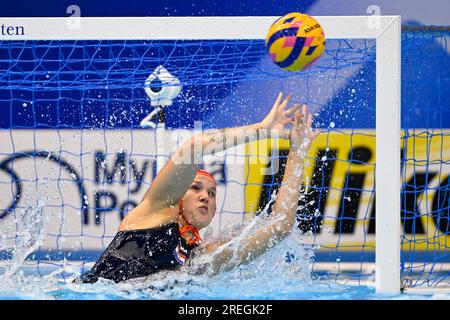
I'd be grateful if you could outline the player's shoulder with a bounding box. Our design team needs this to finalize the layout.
[119,204,178,231]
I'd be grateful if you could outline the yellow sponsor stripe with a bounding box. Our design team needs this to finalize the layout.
[244,130,450,251]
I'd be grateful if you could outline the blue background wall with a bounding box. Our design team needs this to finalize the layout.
[1,0,449,24]
[0,0,449,130]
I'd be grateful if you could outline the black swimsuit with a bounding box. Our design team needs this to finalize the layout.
[78,223,197,283]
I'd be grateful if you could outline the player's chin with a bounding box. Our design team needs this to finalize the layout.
[192,213,213,228]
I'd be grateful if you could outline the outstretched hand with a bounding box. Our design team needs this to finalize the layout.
[289,104,320,152]
[260,92,301,139]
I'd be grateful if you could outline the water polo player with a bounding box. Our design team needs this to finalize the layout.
[78,93,319,283]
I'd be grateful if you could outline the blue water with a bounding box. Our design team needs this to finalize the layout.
[0,271,448,300]
[0,194,448,300]
[0,237,448,300]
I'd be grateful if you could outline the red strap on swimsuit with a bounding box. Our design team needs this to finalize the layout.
[179,224,203,246]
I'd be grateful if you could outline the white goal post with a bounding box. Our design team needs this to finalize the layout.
[1,15,402,293]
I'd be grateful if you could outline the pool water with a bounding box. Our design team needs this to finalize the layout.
[0,238,448,300]
[0,197,448,300]
[0,270,448,300]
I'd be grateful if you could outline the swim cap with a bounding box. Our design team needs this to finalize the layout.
[196,169,216,185]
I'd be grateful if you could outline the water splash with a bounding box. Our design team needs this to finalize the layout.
[202,227,315,299]
[58,222,317,300]
[0,167,57,296]
[0,173,371,300]
[0,173,380,300]
[67,192,320,299]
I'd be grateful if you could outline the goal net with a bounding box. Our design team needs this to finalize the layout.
[0,17,447,292]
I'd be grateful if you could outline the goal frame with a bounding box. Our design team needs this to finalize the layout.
[1,15,402,293]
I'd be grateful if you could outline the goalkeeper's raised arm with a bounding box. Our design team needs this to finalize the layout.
[119,92,301,232]
[198,104,319,275]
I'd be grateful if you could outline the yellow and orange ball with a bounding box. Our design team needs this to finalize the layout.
[266,12,326,72]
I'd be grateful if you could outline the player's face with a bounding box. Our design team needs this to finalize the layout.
[180,174,217,229]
